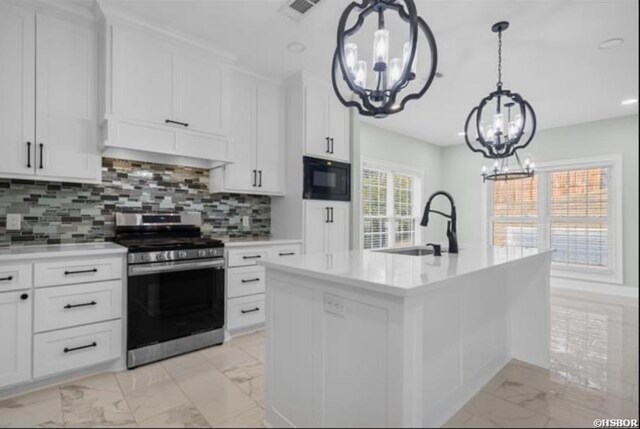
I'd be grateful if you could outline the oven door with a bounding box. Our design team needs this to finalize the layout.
[127,259,225,351]
[303,156,351,201]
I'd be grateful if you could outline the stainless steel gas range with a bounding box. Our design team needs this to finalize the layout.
[115,213,225,369]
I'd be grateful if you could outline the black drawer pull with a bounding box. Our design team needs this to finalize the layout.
[242,255,262,260]
[39,143,44,169]
[64,268,98,275]
[165,119,189,127]
[0,276,13,282]
[241,307,260,314]
[64,342,97,353]
[279,252,296,256]
[241,278,261,283]
[64,301,97,310]
[26,142,32,168]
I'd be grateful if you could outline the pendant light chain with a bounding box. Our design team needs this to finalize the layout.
[497,29,503,88]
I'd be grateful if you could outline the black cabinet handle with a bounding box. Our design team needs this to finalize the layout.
[326,137,331,153]
[330,138,335,154]
[64,301,97,310]
[165,119,189,127]
[0,276,13,282]
[279,252,296,256]
[64,342,97,353]
[26,142,32,168]
[258,170,263,187]
[325,207,330,223]
[330,207,334,223]
[39,143,44,169]
[242,255,262,260]
[252,170,257,187]
[241,307,260,314]
[64,268,98,275]
[20,293,29,301]
[241,278,261,283]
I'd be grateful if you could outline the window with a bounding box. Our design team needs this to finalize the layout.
[362,160,422,250]
[487,156,622,283]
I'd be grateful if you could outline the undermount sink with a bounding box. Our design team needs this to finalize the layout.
[376,246,438,256]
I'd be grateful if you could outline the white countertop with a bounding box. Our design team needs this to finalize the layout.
[224,239,302,248]
[259,247,554,297]
[0,242,128,262]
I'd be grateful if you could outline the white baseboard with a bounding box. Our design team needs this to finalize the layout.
[551,278,638,300]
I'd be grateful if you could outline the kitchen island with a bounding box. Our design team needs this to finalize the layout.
[259,247,553,428]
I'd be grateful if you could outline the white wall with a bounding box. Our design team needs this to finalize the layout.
[441,115,639,292]
[359,123,446,246]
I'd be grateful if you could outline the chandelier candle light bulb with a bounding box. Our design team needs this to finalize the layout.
[345,43,359,76]
[373,29,390,71]
[388,58,403,87]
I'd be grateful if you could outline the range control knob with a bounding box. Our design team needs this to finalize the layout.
[198,249,207,258]
[208,249,217,256]
[156,253,166,261]
[178,251,188,259]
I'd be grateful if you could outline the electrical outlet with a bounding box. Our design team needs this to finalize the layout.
[323,293,345,317]
[6,214,21,231]
[242,216,251,228]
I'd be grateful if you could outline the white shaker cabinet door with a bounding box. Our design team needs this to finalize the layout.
[326,202,350,253]
[303,200,329,255]
[176,54,229,137]
[0,3,35,178]
[112,26,174,127]
[304,82,330,159]
[255,81,282,193]
[35,13,100,181]
[328,98,350,162]
[0,291,32,389]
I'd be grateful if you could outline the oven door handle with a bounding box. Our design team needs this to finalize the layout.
[129,259,225,276]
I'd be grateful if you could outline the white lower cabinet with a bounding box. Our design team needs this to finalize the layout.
[34,320,122,378]
[225,242,302,334]
[0,290,32,388]
[0,250,125,392]
[303,201,350,255]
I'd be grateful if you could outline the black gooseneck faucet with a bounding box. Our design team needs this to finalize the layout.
[420,191,459,254]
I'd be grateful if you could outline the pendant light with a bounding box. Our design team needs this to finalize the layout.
[464,21,537,161]
[331,0,438,118]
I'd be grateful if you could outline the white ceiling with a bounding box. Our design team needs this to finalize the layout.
[96,0,638,146]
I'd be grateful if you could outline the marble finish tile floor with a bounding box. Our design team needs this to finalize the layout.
[0,290,637,428]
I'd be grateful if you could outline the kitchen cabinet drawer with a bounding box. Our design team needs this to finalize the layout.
[33,320,122,378]
[0,264,32,292]
[227,248,268,268]
[34,280,122,333]
[269,245,302,259]
[227,294,265,331]
[34,256,123,288]
[228,266,265,299]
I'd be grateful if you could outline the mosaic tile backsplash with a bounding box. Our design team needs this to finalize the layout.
[0,158,271,247]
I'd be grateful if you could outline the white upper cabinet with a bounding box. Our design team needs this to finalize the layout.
[104,22,231,163]
[112,26,174,126]
[304,79,350,163]
[35,13,100,182]
[0,3,35,179]
[210,70,283,195]
[0,4,99,183]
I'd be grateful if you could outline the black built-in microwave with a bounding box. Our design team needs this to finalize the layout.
[303,156,351,201]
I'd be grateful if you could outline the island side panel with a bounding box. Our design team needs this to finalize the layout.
[264,269,408,428]
[507,253,552,368]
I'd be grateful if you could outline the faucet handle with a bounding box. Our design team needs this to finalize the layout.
[425,243,442,256]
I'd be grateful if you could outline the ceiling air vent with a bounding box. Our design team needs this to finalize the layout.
[280,0,322,21]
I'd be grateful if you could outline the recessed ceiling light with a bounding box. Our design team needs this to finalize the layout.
[457,131,466,137]
[621,98,638,106]
[599,38,625,50]
[287,42,306,53]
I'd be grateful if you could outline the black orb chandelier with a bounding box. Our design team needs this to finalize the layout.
[332,0,438,118]
[464,21,537,161]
